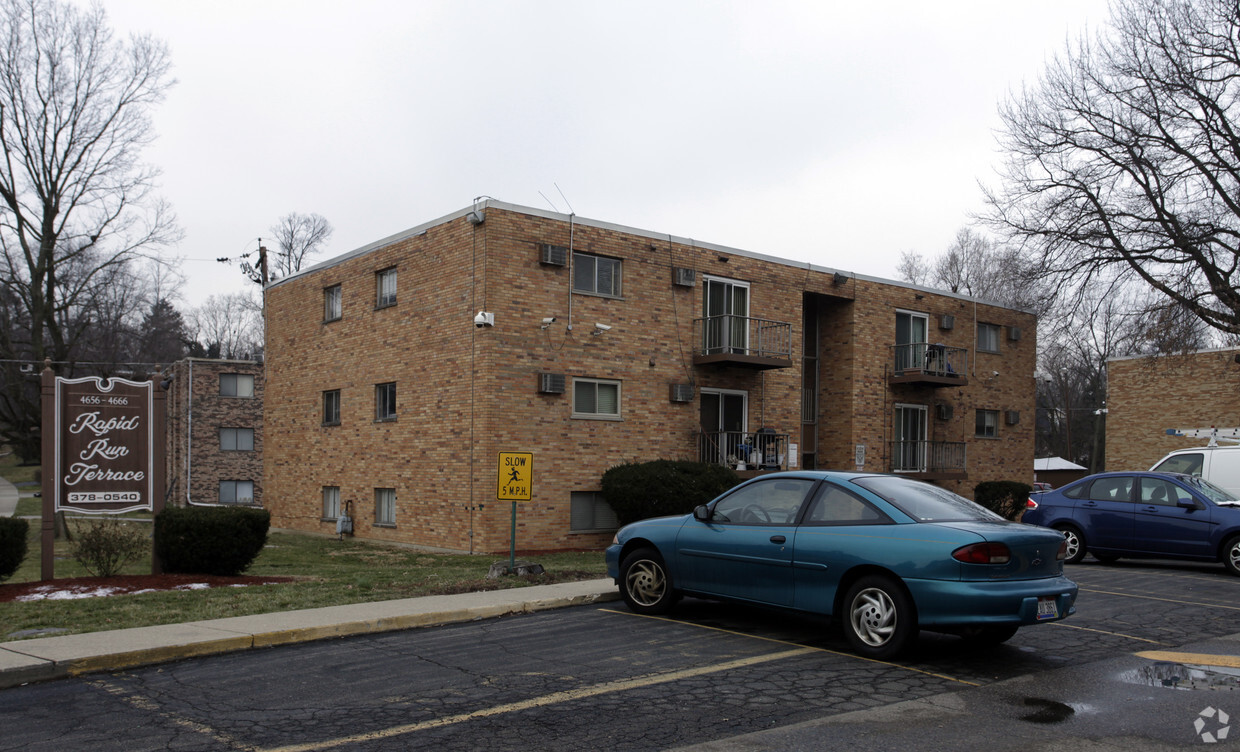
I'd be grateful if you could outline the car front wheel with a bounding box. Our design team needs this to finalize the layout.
[842,575,918,659]
[1223,536,1240,577]
[619,548,679,614]
[1055,525,1087,564]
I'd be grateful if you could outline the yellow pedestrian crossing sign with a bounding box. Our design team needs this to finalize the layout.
[497,452,533,501]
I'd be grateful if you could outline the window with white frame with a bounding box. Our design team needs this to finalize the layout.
[375,487,396,526]
[219,427,255,451]
[376,268,397,308]
[323,486,341,519]
[977,322,1001,353]
[570,491,619,532]
[893,404,928,472]
[323,389,341,426]
[219,480,254,505]
[573,378,620,419]
[220,373,254,398]
[375,382,396,421]
[975,409,999,438]
[572,253,621,297]
[324,284,342,322]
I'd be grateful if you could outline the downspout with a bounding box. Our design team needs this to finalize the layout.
[566,213,575,332]
[185,359,194,505]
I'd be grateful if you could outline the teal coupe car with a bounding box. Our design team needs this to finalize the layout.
[605,471,1078,659]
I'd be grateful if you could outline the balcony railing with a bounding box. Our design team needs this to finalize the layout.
[889,343,968,386]
[890,440,967,478]
[698,430,790,471]
[692,315,793,369]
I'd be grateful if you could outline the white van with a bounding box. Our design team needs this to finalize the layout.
[1151,445,1240,499]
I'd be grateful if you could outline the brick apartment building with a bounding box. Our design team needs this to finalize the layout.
[1106,348,1240,470]
[263,200,1038,553]
[163,358,264,507]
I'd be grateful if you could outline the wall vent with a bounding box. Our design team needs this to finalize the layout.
[538,373,566,394]
[936,403,954,421]
[673,267,696,287]
[1008,326,1022,341]
[540,244,569,266]
[1005,410,1020,425]
[669,383,694,403]
[940,314,955,330]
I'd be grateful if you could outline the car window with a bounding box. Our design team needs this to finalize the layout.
[1061,482,1087,499]
[1139,478,1180,506]
[852,476,1002,522]
[1086,476,1133,502]
[803,483,891,526]
[711,478,814,525]
[1180,475,1236,504]
[1154,453,1203,476]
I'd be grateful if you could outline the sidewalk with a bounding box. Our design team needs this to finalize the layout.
[0,578,620,689]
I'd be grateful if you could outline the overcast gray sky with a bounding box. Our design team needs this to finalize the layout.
[102,0,1110,308]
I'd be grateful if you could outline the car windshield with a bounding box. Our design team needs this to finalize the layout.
[851,476,1003,522]
[1179,475,1237,504]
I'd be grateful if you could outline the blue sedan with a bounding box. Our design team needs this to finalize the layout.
[604,471,1077,659]
[1022,471,1240,575]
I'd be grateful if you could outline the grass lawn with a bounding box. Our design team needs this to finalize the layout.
[1,523,610,639]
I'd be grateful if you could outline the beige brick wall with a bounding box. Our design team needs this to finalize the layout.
[1107,349,1240,471]
[264,204,1038,553]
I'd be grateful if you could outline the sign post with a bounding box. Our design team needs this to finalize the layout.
[497,452,533,573]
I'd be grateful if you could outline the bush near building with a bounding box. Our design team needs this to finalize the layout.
[154,506,271,576]
[973,480,1033,521]
[602,460,740,525]
[0,517,27,582]
[70,518,148,577]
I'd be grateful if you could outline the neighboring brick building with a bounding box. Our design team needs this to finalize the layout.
[1106,348,1240,471]
[263,200,1038,553]
[163,358,264,507]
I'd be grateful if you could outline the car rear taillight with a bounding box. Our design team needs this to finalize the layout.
[1056,539,1068,561]
[1025,497,1039,510]
[952,541,1012,565]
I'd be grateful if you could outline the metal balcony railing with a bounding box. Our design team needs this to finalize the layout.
[890,343,968,385]
[698,430,790,471]
[692,315,793,368]
[889,440,967,473]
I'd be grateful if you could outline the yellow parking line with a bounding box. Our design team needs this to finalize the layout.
[1081,587,1240,611]
[258,647,818,752]
[1136,651,1240,668]
[599,607,980,687]
[1050,621,1168,645]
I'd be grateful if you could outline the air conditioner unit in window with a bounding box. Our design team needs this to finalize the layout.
[538,372,566,394]
[540,244,568,266]
[673,267,696,287]
[1006,410,1020,425]
[940,314,955,330]
[1008,326,1022,341]
[936,403,954,421]
[669,383,694,403]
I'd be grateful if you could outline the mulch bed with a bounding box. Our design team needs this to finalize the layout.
[0,574,295,603]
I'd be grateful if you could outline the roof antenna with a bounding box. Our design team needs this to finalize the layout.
[555,183,575,215]
[539,190,561,213]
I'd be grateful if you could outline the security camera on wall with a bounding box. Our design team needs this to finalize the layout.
[473,311,494,328]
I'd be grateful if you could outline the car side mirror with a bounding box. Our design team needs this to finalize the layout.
[1177,498,1203,510]
[693,505,711,522]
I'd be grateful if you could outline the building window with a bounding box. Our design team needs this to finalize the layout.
[702,276,750,354]
[570,491,619,532]
[977,323,1001,353]
[220,427,255,451]
[323,389,341,426]
[573,378,620,420]
[376,268,397,308]
[572,253,621,297]
[375,487,395,526]
[893,403,927,472]
[324,285,342,322]
[895,310,929,371]
[220,373,254,398]
[375,382,396,421]
[976,409,999,438]
[323,486,341,520]
[219,480,254,505]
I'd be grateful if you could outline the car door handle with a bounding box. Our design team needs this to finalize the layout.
[770,535,786,544]
[1141,506,1159,513]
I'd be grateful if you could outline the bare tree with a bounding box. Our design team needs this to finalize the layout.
[896,250,931,287]
[268,212,333,280]
[896,228,1050,314]
[0,0,178,459]
[188,292,263,360]
[986,0,1240,337]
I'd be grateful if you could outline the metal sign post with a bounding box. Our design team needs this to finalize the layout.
[497,452,533,573]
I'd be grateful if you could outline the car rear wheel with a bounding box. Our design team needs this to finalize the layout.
[842,575,918,659]
[1222,536,1240,577]
[619,548,679,614]
[1055,525,1086,564]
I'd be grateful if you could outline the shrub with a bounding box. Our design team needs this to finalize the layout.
[601,460,740,525]
[154,506,271,576]
[0,517,28,582]
[70,518,148,577]
[973,480,1033,521]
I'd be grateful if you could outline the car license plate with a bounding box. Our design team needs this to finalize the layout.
[1036,597,1058,621]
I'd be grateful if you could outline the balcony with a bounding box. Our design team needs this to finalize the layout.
[692,315,793,370]
[889,343,968,387]
[889,440,967,480]
[698,430,791,475]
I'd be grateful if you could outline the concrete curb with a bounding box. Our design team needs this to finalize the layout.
[0,578,620,689]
